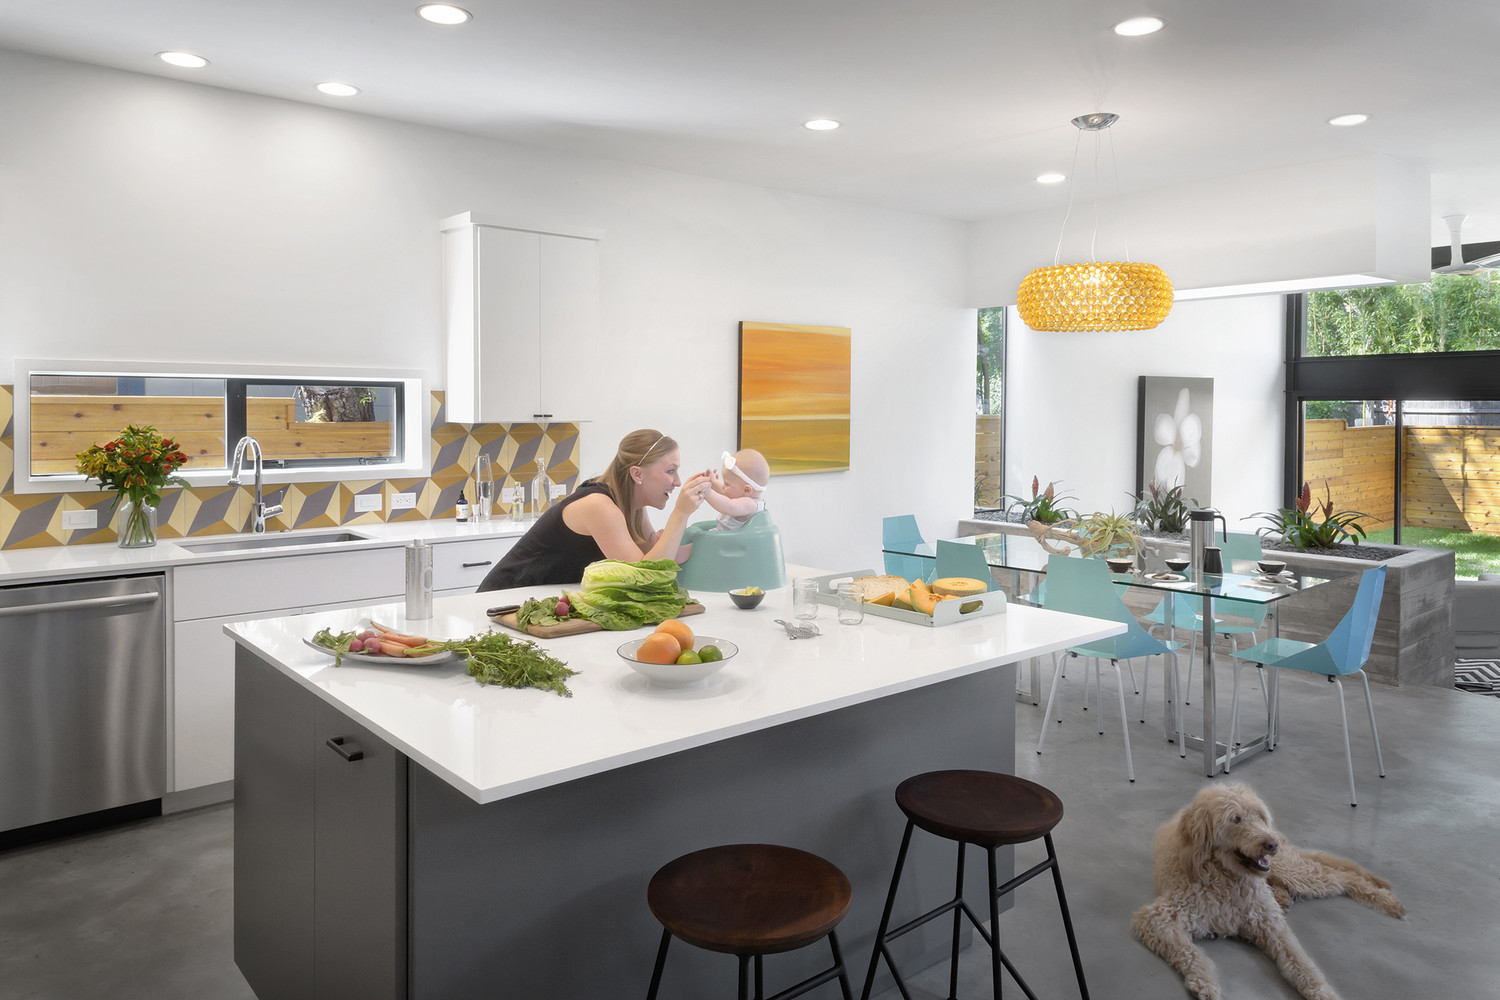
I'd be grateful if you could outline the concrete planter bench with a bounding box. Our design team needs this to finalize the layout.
[956,518,1454,688]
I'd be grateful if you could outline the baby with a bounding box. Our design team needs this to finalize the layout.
[701,448,769,530]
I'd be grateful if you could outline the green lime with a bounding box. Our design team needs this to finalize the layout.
[675,650,702,665]
[698,645,723,662]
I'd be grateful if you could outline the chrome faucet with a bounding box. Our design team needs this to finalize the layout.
[229,435,284,533]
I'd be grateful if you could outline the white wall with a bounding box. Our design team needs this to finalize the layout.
[0,50,973,570]
[1003,295,1285,529]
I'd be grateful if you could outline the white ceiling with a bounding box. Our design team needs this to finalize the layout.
[4,0,1499,242]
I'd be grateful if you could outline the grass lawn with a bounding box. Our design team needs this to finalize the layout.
[1363,526,1500,578]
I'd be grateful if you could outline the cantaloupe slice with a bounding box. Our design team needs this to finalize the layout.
[893,593,914,611]
[909,587,942,615]
[869,590,896,607]
[931,577,987,598]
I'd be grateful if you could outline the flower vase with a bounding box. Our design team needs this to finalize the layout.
[117,500,158,548]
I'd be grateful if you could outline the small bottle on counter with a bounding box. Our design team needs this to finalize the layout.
[455,489,470,522]
[531,460,551,520]
[404,538,433,620]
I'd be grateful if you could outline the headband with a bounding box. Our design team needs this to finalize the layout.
[722,451,768,492]
[637,435,667,464]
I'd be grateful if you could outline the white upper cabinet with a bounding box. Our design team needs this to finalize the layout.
[442,213,601,424]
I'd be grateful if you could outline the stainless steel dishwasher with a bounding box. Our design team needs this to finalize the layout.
[0,574,167,833]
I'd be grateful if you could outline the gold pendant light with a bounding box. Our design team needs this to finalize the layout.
[1017,113,1173,332]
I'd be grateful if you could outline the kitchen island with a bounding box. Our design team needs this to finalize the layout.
[226,569,1122,1000]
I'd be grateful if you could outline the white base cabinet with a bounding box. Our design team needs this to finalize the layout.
[171,548,404,795]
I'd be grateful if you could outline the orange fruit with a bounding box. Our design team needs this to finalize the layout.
[636,632,681,665]
[654,619,695,651]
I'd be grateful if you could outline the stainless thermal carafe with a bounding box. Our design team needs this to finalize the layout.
[1189,508,1228,574]
[405,538,433,619]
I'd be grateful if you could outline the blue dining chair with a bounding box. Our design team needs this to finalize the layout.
[1037,555,1183,782]
[933,539,997,591]
[881,514,933,581]
[1226,565,1387,806]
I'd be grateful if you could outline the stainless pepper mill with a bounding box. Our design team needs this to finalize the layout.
[404,538,433,620]
[1189,508,1228,574]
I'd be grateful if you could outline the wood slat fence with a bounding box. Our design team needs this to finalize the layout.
[30,395,393,474]
[975,414,1003,506]
[1303,418,1500,535]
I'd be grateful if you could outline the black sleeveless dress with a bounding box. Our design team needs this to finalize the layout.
[476,482,613,592]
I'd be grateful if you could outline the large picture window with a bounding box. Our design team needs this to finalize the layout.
[1286,265,1500,576]
[975,306,1005,511]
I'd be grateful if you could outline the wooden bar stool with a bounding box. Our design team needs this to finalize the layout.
[646,843,855,1000]
[858,771,1089,1000]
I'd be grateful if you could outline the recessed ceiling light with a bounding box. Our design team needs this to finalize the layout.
[417,4,471,25]
[1036,173,1067,185]
[1328,113,1369,127]
[158,51,208,69]
[803,119,841,131]
[1114,16,1165,36]
[317,82,360,97]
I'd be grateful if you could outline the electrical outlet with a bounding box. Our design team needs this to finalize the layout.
[548,484,566,500]
[354,494,383,513]
[390,492,417,510]
[63,509,98,530]
[501,487,517,504]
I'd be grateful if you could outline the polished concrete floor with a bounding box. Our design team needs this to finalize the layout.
[1,663,1497,999]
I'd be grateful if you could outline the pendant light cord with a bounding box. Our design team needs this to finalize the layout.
[1109,126,1131,263]
[1089,129,1103,263]
[1052,128,1085,266]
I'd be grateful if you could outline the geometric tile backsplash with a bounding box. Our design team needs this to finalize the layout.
[0,384,580,549]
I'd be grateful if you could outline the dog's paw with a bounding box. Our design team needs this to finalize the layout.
[1185,974,1223,1000]
[1377,889,1406,918]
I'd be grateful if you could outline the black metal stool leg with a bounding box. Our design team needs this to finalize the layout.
[755,953,765,1000]
[987,848,1003,1000]
[646,928,672,1000]
[1045,833,1090,1000]
[829,930,855,1000]
[859,820,915,1000]
[739,954,751,1000]
[948,841,966,1000]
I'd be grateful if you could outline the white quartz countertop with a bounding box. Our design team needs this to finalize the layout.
[224,565,1125,805]
[0,518,529,586]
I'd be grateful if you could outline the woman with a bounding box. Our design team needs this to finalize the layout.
[477,429,711,591]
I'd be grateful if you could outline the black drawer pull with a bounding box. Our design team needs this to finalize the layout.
[326,737,364,762]
[462,560,493,568]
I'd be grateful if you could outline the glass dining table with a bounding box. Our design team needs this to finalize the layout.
[883,531,1347,776]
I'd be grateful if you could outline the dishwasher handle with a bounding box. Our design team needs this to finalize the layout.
[0,592,160,618]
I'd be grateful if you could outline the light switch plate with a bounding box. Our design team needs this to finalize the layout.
[390,492,417,510]
[548,484,566,499]
[354,494,383,512]
[63,509,98,530]
[501,487,518,504]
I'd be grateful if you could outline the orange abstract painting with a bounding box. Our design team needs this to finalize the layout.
[738,322,851,475]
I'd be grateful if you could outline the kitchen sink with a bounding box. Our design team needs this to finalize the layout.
[174,529,374,555]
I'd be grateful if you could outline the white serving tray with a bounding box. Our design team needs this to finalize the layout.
[806,569,1007,628]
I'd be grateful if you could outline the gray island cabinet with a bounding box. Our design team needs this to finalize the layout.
[227,572,1121,1000]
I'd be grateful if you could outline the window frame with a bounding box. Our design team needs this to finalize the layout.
[13,359,428,495]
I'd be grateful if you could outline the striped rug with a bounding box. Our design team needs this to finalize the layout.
[1456,658,1500,696]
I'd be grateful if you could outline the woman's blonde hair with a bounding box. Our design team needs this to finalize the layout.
[594,429,677,547]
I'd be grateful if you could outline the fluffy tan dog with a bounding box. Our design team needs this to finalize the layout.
[1132,783,1404,1000]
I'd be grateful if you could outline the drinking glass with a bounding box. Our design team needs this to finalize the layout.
[836,582,864,625]
[793,579,820,620]
[474,454,494,522]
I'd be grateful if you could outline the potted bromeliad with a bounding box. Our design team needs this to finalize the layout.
[1130,480,1198,536]
[1251,482,1368,550]
[1000,476,1078,525]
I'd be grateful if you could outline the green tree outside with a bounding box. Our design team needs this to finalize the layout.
[1306,274,1500,356]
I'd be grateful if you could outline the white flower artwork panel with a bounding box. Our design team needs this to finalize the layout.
[1137,376,1213,505]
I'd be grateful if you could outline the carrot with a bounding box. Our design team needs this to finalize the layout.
[379,639,414,657]
[403,643,442,657]
[368,622,430,646]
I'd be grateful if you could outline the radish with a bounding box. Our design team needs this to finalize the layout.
[556,598,571,617]
[349,638,365,652]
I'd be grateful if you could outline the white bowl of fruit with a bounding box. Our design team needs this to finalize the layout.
[617,619,737,687]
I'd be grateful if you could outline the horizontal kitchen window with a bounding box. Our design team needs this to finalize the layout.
[14,361,427,494]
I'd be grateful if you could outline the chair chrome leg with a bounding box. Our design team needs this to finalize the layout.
[1038,656,1066,754]
[1094,660,1104,735]
[1358,669,1386,778]
[1332,676,1357,806]
[1138,654,1150,724]
[1112,660,1135,782]
[1125,657,1140,694]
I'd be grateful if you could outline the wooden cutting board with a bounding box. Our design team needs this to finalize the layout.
[490,601,705,638]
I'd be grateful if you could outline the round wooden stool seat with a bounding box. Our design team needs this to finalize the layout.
[648,844,852,957]
[895,770,1063,848]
